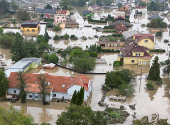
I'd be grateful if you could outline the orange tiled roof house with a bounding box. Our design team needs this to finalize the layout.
[7,72,93,101]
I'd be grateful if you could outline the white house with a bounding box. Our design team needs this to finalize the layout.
[7,72,93,101]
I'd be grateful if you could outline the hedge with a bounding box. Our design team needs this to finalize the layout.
[112,34,123,37]
[44,19,54,22]
[150,49,165,53]
[113,61,123,66]
[125,15,129,18]
[104,26,115,29]
[103,29,117,32]
[88,19,107,23]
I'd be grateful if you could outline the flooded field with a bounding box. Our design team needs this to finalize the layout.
[1,7,170,124]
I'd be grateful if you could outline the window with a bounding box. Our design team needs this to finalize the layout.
[140,61,143,64]
[13,90,16,94]
[106,44,108,47]
[53,94,56,97]
[117,44,120,47]
[148,61,150,64]
[32,29,35,32]
[145,40,148,43]
[57,20,58,22]
[35,96,38,99]
[29,95,32,98]
[131,60,134,63]
[61,20,62,22]
[113,44,114,46]
[62,17,64,19]
[131,65,134,68]
[27,29,29,32]
[62,84,65,87]
[144,61,147,64]
[57,17,59,19]
[63,20,65,22]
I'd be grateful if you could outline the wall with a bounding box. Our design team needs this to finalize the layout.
[52,92,68,99]
[30,63,39,68]
[138,58,150,65]
[67,85,82,100]
[54,15,66,23]
[8,88,20,95]
[21,24,40,32]
[138,39,155,49]
[124,57,138,64]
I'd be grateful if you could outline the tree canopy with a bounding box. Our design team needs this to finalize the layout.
[0,105,35,125]
[56,105,107,125]
[147,56,161,81]
[0,0,10,14]
[16,9,31,21]
[0,70,9,97]
[44,4,53,9]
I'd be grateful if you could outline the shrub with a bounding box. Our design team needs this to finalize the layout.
[155,31,162,36]
[89,52,97,57]
[70,35,78,40]
[94,35,98,38]
[112,34,123,37]
[120,36,125,41]
[125,15,129,18]
[40,14,44,17]
[103,29,117,32]
[81,36,87,40]
[63,33,69,40]
[48,53,59,64]
[113,61,123,66]
[53,26,61,31]
[146,82,155,90]
[141,24,146,27]
[53,35,61,40]
[70,12,74,15]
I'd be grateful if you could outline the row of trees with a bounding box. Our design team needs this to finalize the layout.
[60,0,88,9]
[147,18,167,28]
[71,87,84,105]
[89,0,114,6]
[147,1,168,11]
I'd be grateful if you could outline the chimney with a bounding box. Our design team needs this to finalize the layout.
[35,82,37,84]
[71,76,73,79]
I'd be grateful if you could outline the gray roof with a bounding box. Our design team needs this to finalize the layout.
[9,61,32,70]
[122,29,139,39]
[148,14,164,20]
[35,8,58,14]
[20,57,42,64]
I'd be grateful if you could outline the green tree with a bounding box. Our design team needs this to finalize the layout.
[119,83,135,96]
[53,35,61,40]
[37,74,51,105]
[40,14,44,17]
[60,51,67,58]
[0,33,15,48]
[77,0,87,7]
[118,3,123,8]
[16,9,30,21]
[60,0,71,9]
[96,0,102,6]
[0,105,35,125]
[0,0,10,14]
[48,53,59,64]
[71,90,77,104]
[16,72,28,103]
[147,56,161,81]
[73,57,95,73]
[0,70,9,97]
[63,33,69,40]
[43,28,50,42]
[139,1,146,6]
[89,45,97,52]
[11,0,19,12]
[104,0,114,6]
[46,22,54,28]
[10,32,24,61]
[44,4,52,9]
[56,105,107,125]
[53,26,61,32]
[0,27,3,35]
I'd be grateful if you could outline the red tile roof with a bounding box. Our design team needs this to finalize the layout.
[120,43,151,58]
[45,14,50,18]
[8,73,91,93]
[133,33,154,43]
[115,23,128,32]
[57,10,68,14]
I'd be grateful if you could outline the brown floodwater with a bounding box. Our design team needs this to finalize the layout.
[1,7,170,124]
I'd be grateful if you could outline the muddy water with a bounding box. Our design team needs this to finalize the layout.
[1,6,170,125]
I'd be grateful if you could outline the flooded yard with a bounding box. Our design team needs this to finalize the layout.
[1,6,170,124]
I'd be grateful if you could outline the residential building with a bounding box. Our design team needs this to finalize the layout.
[118,6,130,13]
[66,21,79,28]
[7,73,93,101]
[115,23,128,33]
[133,33,155,49]
[81,10,94,17]
[5,57,42,77]
[44,14,50,19]
[88,5,100,11]
[117,43,152,65]
[35,8,58,14]
[54,15,66,24]
[56,10,70,15]
[21,20,40,32]
[122,29,139,40]
[96,41,125,48]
